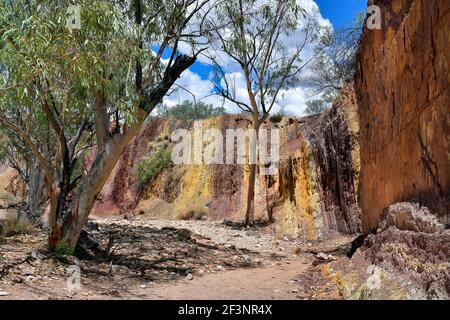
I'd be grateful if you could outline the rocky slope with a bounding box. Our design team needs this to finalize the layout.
[361,202,450,299]
[92,85,361,241]
[355,0,450,232]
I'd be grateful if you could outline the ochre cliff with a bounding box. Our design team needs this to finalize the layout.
[93,85,361,241]
[355,0,450,232]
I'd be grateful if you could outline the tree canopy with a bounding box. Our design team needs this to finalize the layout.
[0,0,209,251]
[157,100,226,121]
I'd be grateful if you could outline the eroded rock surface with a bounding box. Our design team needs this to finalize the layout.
[355,0,450,232]
[377,202,445,234]
[361,202,450,299]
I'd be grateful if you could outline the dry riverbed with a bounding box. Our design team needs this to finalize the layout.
[0,217,417,300]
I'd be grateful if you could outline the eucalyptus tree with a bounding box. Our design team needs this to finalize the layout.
[157,100,226,120]
[307,18,363,104]
[0,127,46,216]
[203,0,321,226]
[304,99,328,115]
[0,0,210,251]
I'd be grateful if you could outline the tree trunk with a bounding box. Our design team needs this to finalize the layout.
[59,122,144,252]
[245,162,257,226]
[48,191,61,250]
[245,121,260,227]
[26,164,45,218]
[46,53,198,252]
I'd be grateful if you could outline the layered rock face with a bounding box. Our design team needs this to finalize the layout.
[290,85,361,238]
[362,202,450,299]
[92,118,168,216]
[355,0,450,232]
[93,85,361,240]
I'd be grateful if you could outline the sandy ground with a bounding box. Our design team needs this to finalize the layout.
[145,259,310,300]
[1,217,417,300]
[0,259,311,300]
[0,218,319,300]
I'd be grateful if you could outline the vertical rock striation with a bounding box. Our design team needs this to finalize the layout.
[351,1,450,297]
[355,0,450,232]
[273,84,361,239]
[93,85,361,240]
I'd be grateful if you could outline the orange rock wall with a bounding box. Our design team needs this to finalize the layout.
[355,0,450,232]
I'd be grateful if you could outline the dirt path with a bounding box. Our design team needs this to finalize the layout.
[114,219,314,299]
[144,258,310,300]
[1,218,320,300]
[5,216,413,300]
[0,217,432,300]
[0,259,310,300]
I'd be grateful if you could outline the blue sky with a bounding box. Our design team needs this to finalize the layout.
[315,0,368,28]
[164,0,368,115]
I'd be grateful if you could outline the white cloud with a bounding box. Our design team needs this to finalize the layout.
[164,69,215,107]
[163,0,332,117]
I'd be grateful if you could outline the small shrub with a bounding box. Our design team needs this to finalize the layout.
[137,148,172,183]
[269,113,284,123]
[55,240,72,258]
[0,192,17,203]
[358,285,374,300]
[416,261,425,273]
[179,205,208,221]
[158,100,227,120]
[1,214,34,236]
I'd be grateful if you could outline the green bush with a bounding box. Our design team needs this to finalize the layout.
[1,214,34,236]
[304,99,329,115]
[55,240,72,258]
[269,113,284,123]
[137,148,172,183]
[157,100,227,120]
[358,285,374,300]
[0,192,17,203]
